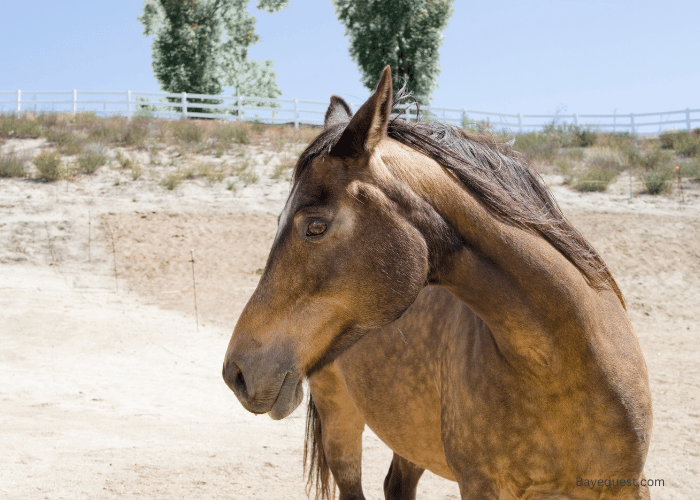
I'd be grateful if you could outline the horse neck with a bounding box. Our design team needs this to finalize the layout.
[378,140,629,377]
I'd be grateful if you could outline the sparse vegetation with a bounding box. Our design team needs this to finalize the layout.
[272,162,293,181]
[115,151,133,169]
[0,115,43,138]
[238,170,259,186]
[3,112,697,198]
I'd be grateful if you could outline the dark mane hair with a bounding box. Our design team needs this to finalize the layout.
[294,115,624,306]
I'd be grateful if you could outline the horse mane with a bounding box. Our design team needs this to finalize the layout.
[294,106,624,307]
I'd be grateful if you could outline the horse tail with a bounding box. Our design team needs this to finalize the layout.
[304,393,334,500]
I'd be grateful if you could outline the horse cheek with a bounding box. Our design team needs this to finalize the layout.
[364,222,429,327]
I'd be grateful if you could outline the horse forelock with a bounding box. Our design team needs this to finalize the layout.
[292,116,624,306]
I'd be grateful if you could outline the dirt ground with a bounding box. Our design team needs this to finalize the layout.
[1,144,699,499]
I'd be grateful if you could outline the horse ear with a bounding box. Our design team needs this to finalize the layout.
[330,65,393,157]
[324,95,353,129]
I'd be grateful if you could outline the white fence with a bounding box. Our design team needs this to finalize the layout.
[1,89,699,135]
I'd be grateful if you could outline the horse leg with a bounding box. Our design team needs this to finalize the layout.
[307,361,366,500]
[383,453,425,500]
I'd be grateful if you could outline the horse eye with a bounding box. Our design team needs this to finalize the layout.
[306,220,327,237]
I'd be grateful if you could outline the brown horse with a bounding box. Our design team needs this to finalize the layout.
[223,66,653,499]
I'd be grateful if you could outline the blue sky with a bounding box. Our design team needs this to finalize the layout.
[1,0,698,115]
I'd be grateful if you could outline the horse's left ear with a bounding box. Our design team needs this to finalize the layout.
[331,65,393,158]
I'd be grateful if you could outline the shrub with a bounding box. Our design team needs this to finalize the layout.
[684,159,700,182]
[659,129,700,157]
[123,117,150,148]
[169,119,203,144]
[642,168,674,194]
[565,148,584,161]
[568,125,597,148]
[573,167,618,192]
[115,151,132,169]
[131,165,142,180]
[597,132,635,152]
[77,147,107,174]
[0,114,43,138]
[555,158,574,185]
[214,122,250,147]
[673,132,700,157]
[540,121,596,148]
[160,174,181,190]
[636,149,672,171]
[588,151,624,172]
[33,152,62,181]
[514,132,558,162]
[44,127,86,155]
[0,155,26,177]
[659,131,678,150]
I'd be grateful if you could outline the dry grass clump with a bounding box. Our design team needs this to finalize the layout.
[33,151,63,181]
[77,144,107,174]
[0,155,26,177]
[568,151,623,192]
[633,149,674,194]
[573,167,618,192]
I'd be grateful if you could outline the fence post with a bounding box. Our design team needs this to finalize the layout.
[16,89,21,117]
[126,91,132,120]
[613,109,617,133]
[574,114,578,126]
[687,108,692,131]
[181,92,187,119]
[630,113,636,135]
[294,99,299,129]
[73,89,77,115]
[518,113,522,134]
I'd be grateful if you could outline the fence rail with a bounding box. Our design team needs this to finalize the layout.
[1,89,698,135]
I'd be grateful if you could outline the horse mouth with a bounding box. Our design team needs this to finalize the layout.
[268,371,304,420]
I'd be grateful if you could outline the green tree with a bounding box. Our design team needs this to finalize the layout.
[138,0,288,108]
[333,0,453,105]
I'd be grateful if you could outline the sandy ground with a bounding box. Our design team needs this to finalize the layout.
[1,138,699,499]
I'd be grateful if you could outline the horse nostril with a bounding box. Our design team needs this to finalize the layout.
[235,369,247,397]
[223,360,249,401]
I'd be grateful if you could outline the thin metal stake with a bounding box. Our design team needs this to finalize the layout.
[106,223,118,292]
[190,249,199,332]
[88,211,92,263]
[629,169,633,201]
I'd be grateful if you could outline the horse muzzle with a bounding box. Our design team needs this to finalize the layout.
[222,353,304,420]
